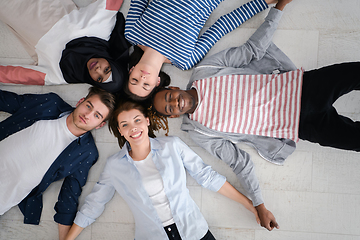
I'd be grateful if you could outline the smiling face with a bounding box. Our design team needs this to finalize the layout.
[128,63,160,97]
[71,94,110,134]
[87,58,112,83]
[153,88,196,117]
[117,109,150,147]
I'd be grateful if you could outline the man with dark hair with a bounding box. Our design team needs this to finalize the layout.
[0,87,115,239]
[153,0,360,231]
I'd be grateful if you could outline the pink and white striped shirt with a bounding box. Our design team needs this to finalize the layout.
[189,69,304,142]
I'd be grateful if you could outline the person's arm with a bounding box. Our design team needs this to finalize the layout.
[65,161,116,240]
[218,181,260,224]
[186,129,281,230]
[194,0,291,72]
[0,89,25,114]
[64,223,84,240]
[174,137,226,192]
[53,151,97,226]
[0,65,46,85]
[186,128,263,206]
[103,0,124,11]
[274,0,292,11]
[59,224,72,240]
[187,0,269,70]
[76,0,123,11]
[125,0,148,30]
[186,127,283,230]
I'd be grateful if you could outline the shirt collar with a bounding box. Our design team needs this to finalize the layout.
[118,137,163,161]
[76,131,91,144]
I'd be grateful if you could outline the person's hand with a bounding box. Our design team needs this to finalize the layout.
[275,0,292,11]
[255,204,279,231]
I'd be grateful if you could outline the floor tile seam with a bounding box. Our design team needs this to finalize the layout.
[0,57,33,60]
[253,228,360,237]
[207,224,256,232]
[262,188,360,196]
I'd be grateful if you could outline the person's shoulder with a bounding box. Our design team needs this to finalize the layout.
[153,136,180,144]
[39,92,71,109]
[44,92,64,101]
[149,136,182,151]
[26,92,63,103]
[154,136,188,151]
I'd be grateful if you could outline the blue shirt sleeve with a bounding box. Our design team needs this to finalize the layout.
[74,159,116,228]
[53,160,95,225]
[53,140,99,225]
[173,137,226,192]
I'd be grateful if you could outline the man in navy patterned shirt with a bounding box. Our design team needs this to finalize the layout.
[0,87,115,239]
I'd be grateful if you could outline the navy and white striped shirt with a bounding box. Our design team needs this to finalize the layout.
[125,0,268,70]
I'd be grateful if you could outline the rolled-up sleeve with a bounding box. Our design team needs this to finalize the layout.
[73,162,116,228]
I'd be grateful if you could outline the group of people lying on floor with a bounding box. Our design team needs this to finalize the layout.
[1,0,360,239]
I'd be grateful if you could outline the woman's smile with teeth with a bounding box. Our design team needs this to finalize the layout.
[131,131,142,139]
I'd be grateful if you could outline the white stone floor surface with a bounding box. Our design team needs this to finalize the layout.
[1,0,360,239]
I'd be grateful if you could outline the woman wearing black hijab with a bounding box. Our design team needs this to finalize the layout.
[0,0,129,93]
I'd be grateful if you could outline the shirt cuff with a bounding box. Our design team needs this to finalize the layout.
[73,211,96,228]
[267,5,284,22]
[251,191,265,207]
[54,211,77,226]
[209,174,227,192]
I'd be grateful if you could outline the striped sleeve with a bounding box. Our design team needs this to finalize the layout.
[185,0,268,70]
[125,0,148,35]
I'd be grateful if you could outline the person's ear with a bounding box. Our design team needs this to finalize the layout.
[146,117,150,126]
[95,121,106,129]
[76,97,85,107]
[129,66,134,74]
[156,77,161,87]
[169,115,180,118]
[168,86,180,90]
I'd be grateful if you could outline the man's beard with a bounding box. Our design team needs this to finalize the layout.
[72,113,89,133]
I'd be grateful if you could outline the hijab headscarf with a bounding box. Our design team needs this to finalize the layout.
[60,12,129,93]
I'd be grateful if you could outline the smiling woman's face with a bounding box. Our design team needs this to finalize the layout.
[117,109,150,147]
[87,58,112,83]
[128,63,160,97]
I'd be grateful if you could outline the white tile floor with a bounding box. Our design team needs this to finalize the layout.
[1,0,360,239]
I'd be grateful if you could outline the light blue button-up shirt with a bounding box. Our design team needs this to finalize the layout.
[74,136,226,240]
